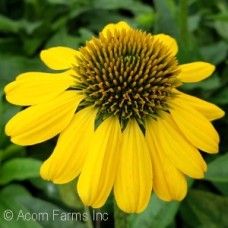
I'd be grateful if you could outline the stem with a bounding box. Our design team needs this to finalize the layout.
[179,0,188,45]
[114,202,128,228]
[84,206,94,228]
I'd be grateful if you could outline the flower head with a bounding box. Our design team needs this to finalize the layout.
[5,21,224,213]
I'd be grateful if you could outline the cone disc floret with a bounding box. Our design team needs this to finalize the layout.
[74,28,180,125]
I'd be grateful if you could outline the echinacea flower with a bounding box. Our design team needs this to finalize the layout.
[5,21,224,213]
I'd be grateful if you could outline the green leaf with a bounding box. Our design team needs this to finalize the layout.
[209,13,228,21]
[212,87,228,105]
[93,0,154,22]
[214,20,228,39]
[29,178,60,201]
[0,184,86,228]
[0,54,48,86]
[181,190,228,227]
[2,102,21,125]
[204,153,228,182]
[93,0,135,10]
[19,197,87,228]
[0,158,42,185]
[200,41,228,65]
[153,0,179,37]
[1,144,26,162]
[188,15,201,32]
[46,0,72,4]
[212,182,228,196]
[0,89,4,127]
[78,28,94,42]
[0,15,41,35]
[45,28,80,49]
[0,184,41,228]
[128,195,179,228]
[58,180,84,210]
[0,15,21,33]
[181,74,221,91]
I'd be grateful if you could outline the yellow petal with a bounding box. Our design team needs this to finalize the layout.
[178,62,215,82]
[77,116,121,208]
[114,119,152,213]
[175,90,225,121]
[4,71,76,105]
[169,98,220,153]
[101,21,131,37]
[40,47,80,70]
[5,91,83,145]
[154,34,178,56]
[155,112,207,178]
[145,118,187,201]
[40,106,97,184]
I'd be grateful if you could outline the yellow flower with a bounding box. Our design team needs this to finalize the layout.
[5,21,224,213]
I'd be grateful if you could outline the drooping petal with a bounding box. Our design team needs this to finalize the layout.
[5,70,76,106]
[169,98,220,153]
[40,47,80,70]
[5,91,83,146]
[178,62,215,82]
[114,119,152,213]
[175,90,225,121]
[155,112,207,178]
[77,116,121,208]
[101,21,131,37]
[154,34,178,56]
[40,106,97,184]
[145,118,187,201]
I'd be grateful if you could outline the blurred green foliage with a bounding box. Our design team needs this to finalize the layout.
[0,0,228,227]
